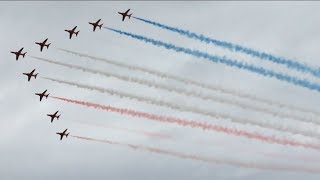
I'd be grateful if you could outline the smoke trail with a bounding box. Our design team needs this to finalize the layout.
[44,77,320,139]
[104,27,320,93]
[77,120,320,163]
[30,56,319,126]
[51,96,320,150]
[56,48,320,117]
[262,152,320,163]
[77,120,314,163]
[133,16,320,79]
[71,134,320,173]
[78,121,172,140]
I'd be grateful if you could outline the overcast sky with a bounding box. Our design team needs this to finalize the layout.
[1,1,320,180]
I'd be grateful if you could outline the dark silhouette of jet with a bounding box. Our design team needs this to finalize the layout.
[23,69,38,82]
[11,48,27,61]
[56,129,69,140]
[47,111,60,123]
[65,26,79,39]
[89,19,103,32]
[35,38,51,52]
[118,9,132,21]
[35,89,49,101]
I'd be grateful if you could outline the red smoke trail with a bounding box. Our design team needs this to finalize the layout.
[71,134,320,173]
[78,121,172,140]
[51,96,320,151]
[79,121,316,163]
[76,120,320,163]
[262,152,320,163]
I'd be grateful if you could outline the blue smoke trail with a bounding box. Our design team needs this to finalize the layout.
[133,16,320,79]
[104,27,320,92]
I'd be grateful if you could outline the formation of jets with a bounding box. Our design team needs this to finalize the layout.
[12,9,133,141]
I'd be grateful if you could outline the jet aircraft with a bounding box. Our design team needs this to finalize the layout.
[89,19,103,32]
[11,48,27,60]
[56,129,69,140]
[35,89,49,101]
[118,9,132,21]
[47,111,60,123]
[23,69,38,82]
[65,26,79,39]
[35,38,51,52]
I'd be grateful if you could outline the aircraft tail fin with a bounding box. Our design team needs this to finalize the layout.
[128,14,132,19]
[75,31,79,36]
[57,115,60,119]
[22,52,27,58]
[35,73,38,79]
[46,43,51,49]
[45,94,49,98]
[66,133,69,138]
[99,24,103,29]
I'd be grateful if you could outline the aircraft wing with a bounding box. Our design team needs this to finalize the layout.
[48,115,54,122]
[126,9,130,13]
[122,16,125,21]
[18,48,24,53]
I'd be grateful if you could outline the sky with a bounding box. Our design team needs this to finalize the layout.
[1,1,320,179]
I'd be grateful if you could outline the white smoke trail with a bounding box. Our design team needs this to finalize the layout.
[43,76,320,139]
[30,55,320,126]
[56,48,320,118]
